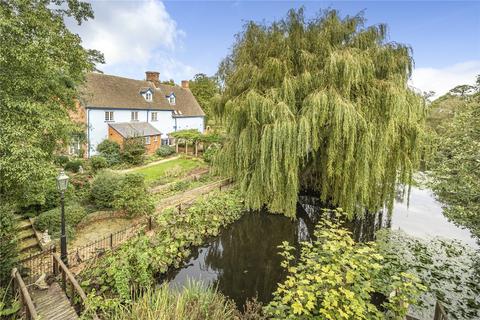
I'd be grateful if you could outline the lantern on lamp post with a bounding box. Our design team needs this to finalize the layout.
[56,170,69,265]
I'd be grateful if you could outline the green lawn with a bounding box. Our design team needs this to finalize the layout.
[131,158,206,185]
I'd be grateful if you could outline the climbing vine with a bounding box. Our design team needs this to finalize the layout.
[214,9,425,217]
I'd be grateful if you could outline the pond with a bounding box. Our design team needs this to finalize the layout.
[166,187,478,309]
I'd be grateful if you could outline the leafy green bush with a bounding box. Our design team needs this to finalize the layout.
[0,206,17,286]
[376,230,480,320]
[81,189,244,300]
[97,140,121,166]
[203,144,220,163]
[264,210,425,320]
[90,171,122,209]
[90,156,108,172]
[113,173,154,217]
[54,155,70,167]
[64,159,83,173]
[156,145,175,157]
[34,204,87,238]
[121,137,145,165]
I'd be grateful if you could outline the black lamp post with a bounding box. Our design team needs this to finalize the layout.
[56,170,69,266]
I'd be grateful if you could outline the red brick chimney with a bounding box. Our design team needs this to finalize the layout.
[181,80,189,89]
[146,71,160,88]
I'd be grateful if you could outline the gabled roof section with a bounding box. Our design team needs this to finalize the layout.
[109,122,161,138]
[80,73,205,117]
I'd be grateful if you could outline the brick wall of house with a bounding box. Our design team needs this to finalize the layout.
[68,100,88,158]
[108,126,161,155]
[146,135,161,155]
[108,126,126,147]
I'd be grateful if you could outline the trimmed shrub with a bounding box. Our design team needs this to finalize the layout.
[97,140,121,166]
[64,159,83,173]
[90,156,108,172]
[156,145,175,157]
[34,204,87,238]
[54,155,70,167]
[90,171,122,209]
[121,137,145,165]
[113,173,154,217]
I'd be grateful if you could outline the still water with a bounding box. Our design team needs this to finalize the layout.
[166,187,478,308]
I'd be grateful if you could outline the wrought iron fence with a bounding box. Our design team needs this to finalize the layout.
[18,247,56,285]
[67,221,149,266]
[19,217,154,283]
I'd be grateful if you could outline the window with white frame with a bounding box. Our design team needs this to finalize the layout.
[151,112,158,121]
[145,91,152,101]
[154,136,158,142]
[131,111,138,121]
[145,136,150,145]
[105,111,114,122]
[168,95,175,105]
[161,139,169,146]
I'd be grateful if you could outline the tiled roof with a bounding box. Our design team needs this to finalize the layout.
[79,73,205,117]
[109,122,161,138]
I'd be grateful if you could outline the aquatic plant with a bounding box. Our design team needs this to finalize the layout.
[214,9,426,218]
[376,229,480,320]
[81,280,239,320]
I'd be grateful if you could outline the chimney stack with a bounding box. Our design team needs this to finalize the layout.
[181,80,189,89]
[146,71,160,88]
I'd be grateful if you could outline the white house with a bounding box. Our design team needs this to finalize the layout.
[75,71,205,157]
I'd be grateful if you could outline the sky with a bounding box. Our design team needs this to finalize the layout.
[68,1,480,98]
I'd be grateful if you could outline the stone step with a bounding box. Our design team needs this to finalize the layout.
[19,237,40,252]
[18,228,36,240]
[17,220,33,231]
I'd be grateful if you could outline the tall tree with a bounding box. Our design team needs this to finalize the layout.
[214,9,425,217]
[0,0,102,285]
[189,73,219,120]
[0,0,103,209]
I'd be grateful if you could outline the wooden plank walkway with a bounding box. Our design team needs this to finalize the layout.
[30,282,79,320]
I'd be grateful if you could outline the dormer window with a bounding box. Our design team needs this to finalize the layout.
[145,91,152,101]
[168,93,176,105]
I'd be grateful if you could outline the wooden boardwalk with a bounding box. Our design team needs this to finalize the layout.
[30,282,79,320]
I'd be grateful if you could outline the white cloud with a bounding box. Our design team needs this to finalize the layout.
[68,0,197,81]
[410,61,480,99]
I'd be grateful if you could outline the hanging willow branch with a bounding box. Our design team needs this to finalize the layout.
[214,9,426,218]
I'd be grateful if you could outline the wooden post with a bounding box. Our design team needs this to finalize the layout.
[185,139,188,155]
[148,216,153,230]
[110,233,113,250]
[178,203,182,214]
[175,138,179,153]
[195,141,198,157]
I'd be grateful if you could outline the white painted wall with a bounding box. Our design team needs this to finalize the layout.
[87,110,204,157]
[87,109,148,156]
[175,117,205,133]
[148,110,175,139]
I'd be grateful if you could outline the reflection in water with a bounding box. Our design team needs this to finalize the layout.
[167,211,315,307]
[166,187,478,308]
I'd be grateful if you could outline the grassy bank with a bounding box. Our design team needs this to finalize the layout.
[131,157,206,185]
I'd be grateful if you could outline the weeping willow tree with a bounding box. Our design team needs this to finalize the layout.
[213,9,426,218]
